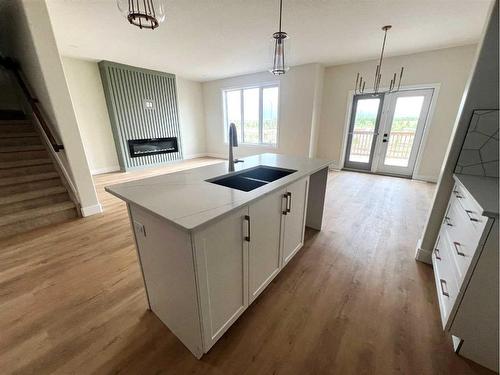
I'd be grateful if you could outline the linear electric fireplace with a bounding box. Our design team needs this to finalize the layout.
[128,137,179,158]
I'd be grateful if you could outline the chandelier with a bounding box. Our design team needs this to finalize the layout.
[117,0,167,30]
[269,0,289,75]
[354,25,404,95]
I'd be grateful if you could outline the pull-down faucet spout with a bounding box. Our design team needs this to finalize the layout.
[228,123,243,172]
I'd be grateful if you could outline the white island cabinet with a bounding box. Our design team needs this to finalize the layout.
[106,154,330,358]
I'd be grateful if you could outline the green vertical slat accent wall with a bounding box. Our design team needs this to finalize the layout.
[99,61,183,171]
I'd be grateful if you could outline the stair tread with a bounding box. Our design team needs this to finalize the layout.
[0,171,59,187]
[0,185,67,205]
[0,145,46,153]
[0,201,75,227]
[0,158,52,169]
[0,192,70,216]
[0,132,38,138]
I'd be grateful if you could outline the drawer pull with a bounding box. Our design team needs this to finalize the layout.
[287,192,292,213]
[244,215,251,242]
[453,190,463,199]
[444,216,453,226]
[440,279,450,297]
[282,194,288,215]
[453,241,465,257]
[434,248,441,260]
[465,210,479,222]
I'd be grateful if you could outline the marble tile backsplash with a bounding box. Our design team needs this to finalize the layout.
[455,110,499,178]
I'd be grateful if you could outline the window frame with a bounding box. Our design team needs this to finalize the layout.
[222,82,280,147]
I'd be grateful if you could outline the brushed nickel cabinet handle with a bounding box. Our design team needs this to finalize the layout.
[444,216,453,226]
[287,192,292,213]
[465,210,479,222]
[434,248,441,261]
[453,241,465,257]
[282,194,288,215]
[244,215,250,242]
[440,279,450,297]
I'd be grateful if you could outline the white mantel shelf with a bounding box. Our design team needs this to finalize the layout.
[105,153,332,231]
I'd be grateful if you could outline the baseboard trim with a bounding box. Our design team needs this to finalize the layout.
[91,166,121,175]
[81,203,103,217]
[183,153,209,160]
[412,174,438,183]
[415,239,432,264]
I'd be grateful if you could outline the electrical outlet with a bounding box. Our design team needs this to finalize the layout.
[133,220,146,237]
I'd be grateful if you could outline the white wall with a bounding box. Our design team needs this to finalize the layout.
[202,63,325,159]
[317,45,477,181]
[62,57,120,175]
[1,0,101,216]
[61,57,206,173]
[177,78,206,159]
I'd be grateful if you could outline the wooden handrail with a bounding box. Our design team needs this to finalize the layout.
[0,57,64,152]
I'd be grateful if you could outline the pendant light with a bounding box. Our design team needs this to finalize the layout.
[117,0,167,30]
[354,25,404,95]
[269,0,289,75]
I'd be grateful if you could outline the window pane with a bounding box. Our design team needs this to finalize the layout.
[348,98,380,163]
[243,88,259,144]
[262,87,278,144]
[226,90,241,138]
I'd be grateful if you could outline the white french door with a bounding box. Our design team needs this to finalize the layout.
[373,89,434,176]
[343,88,434,178]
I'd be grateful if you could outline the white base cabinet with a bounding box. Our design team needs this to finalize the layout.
[129,176,311,358]
[432,177,498,372]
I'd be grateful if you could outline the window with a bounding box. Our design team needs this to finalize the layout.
[223,85,279,146]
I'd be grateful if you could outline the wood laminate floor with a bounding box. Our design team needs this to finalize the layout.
[0,158,494,374]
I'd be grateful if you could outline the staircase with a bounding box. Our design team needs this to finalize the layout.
[0,115,78,238]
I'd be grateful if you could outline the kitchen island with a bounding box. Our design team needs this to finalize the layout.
[106,153,332,358]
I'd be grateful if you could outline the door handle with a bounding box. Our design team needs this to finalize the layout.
[282,194,288,215]
[244,215,250,242]
[287,192,292,213]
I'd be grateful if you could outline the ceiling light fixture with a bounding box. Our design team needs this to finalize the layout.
[117,0,167,30]
[269,0,289,75]
[354,25,404,95]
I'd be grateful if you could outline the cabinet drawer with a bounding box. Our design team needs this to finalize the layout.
[432,235,460,327]
[451,183,487,234]
[444,198,482,281]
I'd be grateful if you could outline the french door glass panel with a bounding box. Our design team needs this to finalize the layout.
[344,95,383,170]
[375,89,434,176]
[383,96,424,167]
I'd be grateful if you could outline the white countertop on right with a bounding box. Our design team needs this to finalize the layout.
[454,174,499,217]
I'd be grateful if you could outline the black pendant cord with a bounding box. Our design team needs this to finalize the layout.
[278,0,283,33]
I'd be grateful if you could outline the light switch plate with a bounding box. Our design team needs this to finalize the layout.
[133,220,146,237]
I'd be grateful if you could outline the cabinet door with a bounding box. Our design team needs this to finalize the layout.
[193,207,249,351]
[282,177,309,266]
[248,188,285,303]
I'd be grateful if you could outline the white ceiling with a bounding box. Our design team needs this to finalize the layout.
[47,0,492,82]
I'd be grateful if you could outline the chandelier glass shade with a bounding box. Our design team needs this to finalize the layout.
[117,0,167,30]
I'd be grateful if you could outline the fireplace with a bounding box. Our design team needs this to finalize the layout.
[128,137,179,158]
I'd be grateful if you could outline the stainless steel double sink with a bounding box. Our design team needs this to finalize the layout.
[206,165,297,192]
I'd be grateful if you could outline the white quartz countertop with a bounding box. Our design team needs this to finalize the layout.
[106,153,332,231]
[454,174,499,217]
